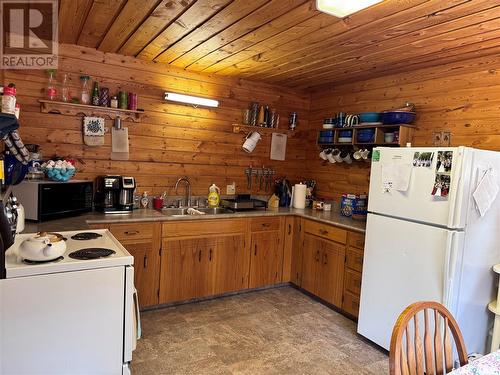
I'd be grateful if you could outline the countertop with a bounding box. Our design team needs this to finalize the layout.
[23,208,366,234]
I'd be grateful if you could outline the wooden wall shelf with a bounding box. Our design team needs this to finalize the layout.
[317,124,415,148]
[232,124,295,137]
[38,100,144,122]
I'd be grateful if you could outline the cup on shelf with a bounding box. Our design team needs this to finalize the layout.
[332,148,343,163]
[319,149,328,160]
[325,148,336,163]
[340,149,352,164]
[353,149,363,161]
[385,132,395,143]
[361,149,371,160]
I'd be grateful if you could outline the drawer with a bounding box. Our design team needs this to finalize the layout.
[304,220,347,244]
[344,268,362,296]
[109,223,153,241]
[163,219,246,238]
[348,231,365,250]
[346,247,364,273]
[250,217,281,232]
[343,291,360,317]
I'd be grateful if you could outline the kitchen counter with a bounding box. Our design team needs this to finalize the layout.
[23,208,366,233]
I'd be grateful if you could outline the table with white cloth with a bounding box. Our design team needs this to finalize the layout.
[450,350,500,374]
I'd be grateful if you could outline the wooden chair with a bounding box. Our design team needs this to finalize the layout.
[389,301,468,375]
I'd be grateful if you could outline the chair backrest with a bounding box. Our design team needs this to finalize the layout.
[389,301,468,375]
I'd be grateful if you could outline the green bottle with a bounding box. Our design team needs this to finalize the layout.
[91,81,100,106]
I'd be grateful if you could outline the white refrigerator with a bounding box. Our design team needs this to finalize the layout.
[358,146,500,355]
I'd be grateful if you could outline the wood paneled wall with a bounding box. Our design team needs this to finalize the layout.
[4,44,310,196]
[307,53,500,199]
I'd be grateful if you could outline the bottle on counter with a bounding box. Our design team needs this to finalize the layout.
[61,73,70,102]
[140,191,149,209]
[80,75,91,104]
[2,83,16,114]
[46,69,57,100]
[207,183,220,208]
[91,81,100,106]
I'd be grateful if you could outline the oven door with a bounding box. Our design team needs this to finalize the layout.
[124,266,140,364]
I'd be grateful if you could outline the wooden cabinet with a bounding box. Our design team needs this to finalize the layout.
[159,219,249,304]
[212,235,248,295]
[107,222,161,309]
[124,241,161,308]
[282,216,303,285]
[342,230,365,318]
[301,233,345,308]
[160,237,215,303]
[249,231,283,288]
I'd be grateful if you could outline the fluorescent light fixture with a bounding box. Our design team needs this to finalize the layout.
[164,92,219,107]
[316,0,383,17]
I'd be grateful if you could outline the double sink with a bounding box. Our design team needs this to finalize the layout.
[160,207,233,217]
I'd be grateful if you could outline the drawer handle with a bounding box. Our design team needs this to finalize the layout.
[319,229,329,235]
[262,223,271,228]
[124,230,139,235]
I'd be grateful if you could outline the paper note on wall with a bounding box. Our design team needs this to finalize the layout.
[473,169,499,217]
[382,163,412,192]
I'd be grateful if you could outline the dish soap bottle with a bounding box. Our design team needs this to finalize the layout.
[140,191,149,209]
[207,184,220,208]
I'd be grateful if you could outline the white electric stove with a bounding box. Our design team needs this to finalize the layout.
[1,229,139,375]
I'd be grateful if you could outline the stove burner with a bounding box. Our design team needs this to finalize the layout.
[23,256,64,264]
[71,232,103,241]
[69,248,115,260]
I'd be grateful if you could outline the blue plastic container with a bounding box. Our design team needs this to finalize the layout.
[359,112,380,123]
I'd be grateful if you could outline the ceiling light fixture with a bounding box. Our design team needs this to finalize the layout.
[164,92,219,108]
[316,0,384,18]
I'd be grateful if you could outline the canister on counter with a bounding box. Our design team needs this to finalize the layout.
[128,92,138,111]
[118,91,128,109]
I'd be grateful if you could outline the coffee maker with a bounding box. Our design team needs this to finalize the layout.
[95,175,135,213]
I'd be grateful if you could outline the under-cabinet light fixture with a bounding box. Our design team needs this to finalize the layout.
[316,0,384,18]
[164,92,219,108]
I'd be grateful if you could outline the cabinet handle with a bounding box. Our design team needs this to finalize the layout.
[198,250,201,262]
[288,224,291,235]
[319,229,329,235]
[323,253,328,265]
[143,255,148,268]
[315,250,320,262]
[124,230,138,235]
[209,248,212,261]
[254,244,257,256]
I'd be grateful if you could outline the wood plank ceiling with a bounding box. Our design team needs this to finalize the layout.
[59,0,500,89]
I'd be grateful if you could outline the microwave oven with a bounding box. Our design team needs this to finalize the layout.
[12,180,93,221]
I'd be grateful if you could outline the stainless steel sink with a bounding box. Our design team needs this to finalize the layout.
[160,207,233,216]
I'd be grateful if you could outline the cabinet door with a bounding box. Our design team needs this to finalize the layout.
[300,233,321,294]
[159,238,214,304]
[123,242,160,308]
[290,218,303,286]
[212,234,248,295]
[249,231,282,288]
[316,240,345,308]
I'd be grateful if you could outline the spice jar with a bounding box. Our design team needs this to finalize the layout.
[2,84,17,114]
[118,91,128,109]
[110,96,118,108]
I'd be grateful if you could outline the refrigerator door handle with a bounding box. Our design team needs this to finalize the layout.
[448,147,467,229]
[443,231,460,311]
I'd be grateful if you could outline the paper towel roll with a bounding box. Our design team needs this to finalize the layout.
[293,184,306,209]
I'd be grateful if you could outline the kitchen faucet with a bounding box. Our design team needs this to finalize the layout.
[174,177,191,207]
